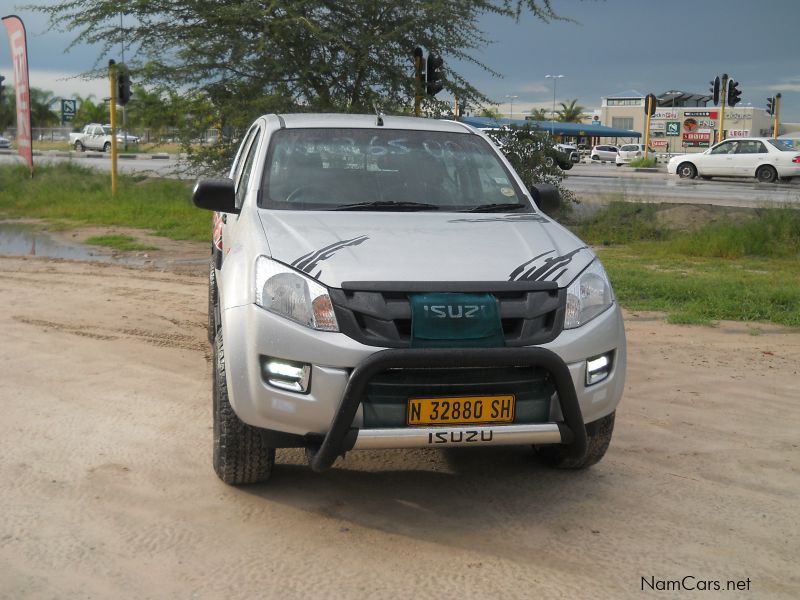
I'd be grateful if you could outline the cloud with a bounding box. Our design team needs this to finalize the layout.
[26,69,109,100]
[516,83,549,94]
[766,83,800,92]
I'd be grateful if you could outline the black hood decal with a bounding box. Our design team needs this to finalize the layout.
[509,247,586,283]
[291,235,369,278]
[448,214,550,224]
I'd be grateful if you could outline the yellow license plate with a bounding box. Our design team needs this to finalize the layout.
[407,395,515,426]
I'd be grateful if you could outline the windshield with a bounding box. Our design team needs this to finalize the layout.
[260,128,529,211]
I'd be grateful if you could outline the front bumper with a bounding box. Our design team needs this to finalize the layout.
[221,301,626,469]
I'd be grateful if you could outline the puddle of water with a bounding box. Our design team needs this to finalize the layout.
[0,223,148,266]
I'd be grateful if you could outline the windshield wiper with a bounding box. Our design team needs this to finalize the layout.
[329,201,440,211]
[462,203,529,213]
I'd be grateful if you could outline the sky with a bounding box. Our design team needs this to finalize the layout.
[2,0,799,122]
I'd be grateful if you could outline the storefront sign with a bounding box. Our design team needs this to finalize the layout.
[653,111,678,120]
[682,131,711,148]
[684,111,719,118]
[666,121,681,136]
[683,132,711,142]
[649,121,666,131]
[728,130,750,137]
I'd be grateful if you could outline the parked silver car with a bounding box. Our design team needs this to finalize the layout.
[193,114,627,484]
[615,143,657,166]
[590,144,619,162]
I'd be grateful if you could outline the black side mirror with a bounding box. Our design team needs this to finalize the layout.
[192,178,238,214]
[530,183,561,214]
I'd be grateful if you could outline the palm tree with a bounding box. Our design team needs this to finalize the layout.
[529,108,549,121]
[71,95,109,128]
[557,99,585,123]
[29,88,60,127]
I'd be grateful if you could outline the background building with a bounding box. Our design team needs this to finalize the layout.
[600,90,775,154]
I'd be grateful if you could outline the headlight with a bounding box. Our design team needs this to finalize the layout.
[564,259,614,329]
[254,256,339,331]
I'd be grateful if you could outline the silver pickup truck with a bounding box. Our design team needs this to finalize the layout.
[193,113,627,485]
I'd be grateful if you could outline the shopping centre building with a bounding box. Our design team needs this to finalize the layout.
[598,90,775,154]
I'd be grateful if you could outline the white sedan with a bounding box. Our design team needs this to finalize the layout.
[667,137,800,183]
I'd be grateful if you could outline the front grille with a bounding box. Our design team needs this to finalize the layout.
[362,366,555,428]
[330,282,565,348]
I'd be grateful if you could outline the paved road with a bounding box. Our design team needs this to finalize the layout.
[0,149,189,178]
[562,162,800,208]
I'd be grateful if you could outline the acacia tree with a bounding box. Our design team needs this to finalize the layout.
[32,0,565,168]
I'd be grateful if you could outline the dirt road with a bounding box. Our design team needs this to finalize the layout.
[1,256,798,599]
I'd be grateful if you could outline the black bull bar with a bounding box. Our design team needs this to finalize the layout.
[308,347,587,472]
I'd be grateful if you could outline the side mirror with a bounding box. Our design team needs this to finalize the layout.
[192,178,238,214]
[530,183,561,214]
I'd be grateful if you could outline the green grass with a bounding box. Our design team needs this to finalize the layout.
[599,247,800,326]
[0,162,209,242]
[84,234,159,252]
[577,202,800,326]
[628,157,658,168]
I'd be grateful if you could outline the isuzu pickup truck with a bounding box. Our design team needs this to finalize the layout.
[193,113,626,485]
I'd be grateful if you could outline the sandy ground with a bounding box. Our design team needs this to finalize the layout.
[1,256,798,599]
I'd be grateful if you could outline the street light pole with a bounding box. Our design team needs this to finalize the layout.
[545,74,564,138]
[505,94,518,121]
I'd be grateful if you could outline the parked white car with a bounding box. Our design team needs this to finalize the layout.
[590,144,619,162]
[667,138,800,183]
[615,143,657,166]
[0,136,10,149]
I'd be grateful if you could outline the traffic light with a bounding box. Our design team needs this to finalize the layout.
[644,93,657,116]
[727,80,742,107]
[426,54,443,97]
[766,96,775,116]
[709,76,720,105]
[0,74,5,105]
[117,66,131,106]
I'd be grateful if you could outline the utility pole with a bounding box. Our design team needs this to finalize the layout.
[413,48,423,118]
[718,73,728,144]
[545,75,564,138]
[108,60,119,197]
[505,94,518,121]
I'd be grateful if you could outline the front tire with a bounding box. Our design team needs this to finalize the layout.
[756,165,777,183]
[103,142,111,153]
[536,411,615,469]
[677,162,697,179]
[74,141,84,152]
[213,330,275,485]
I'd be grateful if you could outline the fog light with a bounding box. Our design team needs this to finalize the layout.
[586,353,612,386]
[261,357,311,393]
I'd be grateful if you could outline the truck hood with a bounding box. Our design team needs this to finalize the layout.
[258,210,594,289]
